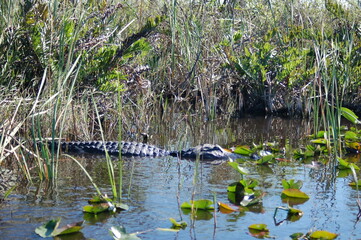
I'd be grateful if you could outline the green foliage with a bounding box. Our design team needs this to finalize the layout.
[282,179,303,190]
[181,199,214,210]
[35,218,83,237]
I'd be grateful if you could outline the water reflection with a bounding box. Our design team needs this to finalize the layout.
[1,116,361,239]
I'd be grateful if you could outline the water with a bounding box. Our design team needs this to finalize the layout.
[1,116,360,239]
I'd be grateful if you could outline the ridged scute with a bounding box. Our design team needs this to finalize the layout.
[59,141,169,157]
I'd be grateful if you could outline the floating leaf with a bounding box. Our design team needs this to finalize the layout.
[248,223,269,231]
[83,203,111,214]
[256,154,274,165]
[109,226,141,240]
[227,181,245,193]
[290,233,305,239]
[349,180,361,187]
[282,189,309,199]
[233,146,254,155]
[248,223,270,238]
[309,230,338,239]
[52,221,84,236]
[35,218,83,237]
[218,202,238,213]
[345,131,359,141]
[157,228,180,232]
[35,218,60,238]
[282,179,303,190]
[228,162,250,175]
[169,218,187,229]
[311,138,328,145]
[181,199,214,210]
[337,157,360,170]
[114,202,129,211]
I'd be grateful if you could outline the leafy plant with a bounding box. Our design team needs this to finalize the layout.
[35,218,83,237]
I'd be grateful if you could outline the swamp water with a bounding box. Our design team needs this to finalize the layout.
[1,116,361,239]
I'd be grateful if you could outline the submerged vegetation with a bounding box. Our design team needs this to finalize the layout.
[1,0,361,239]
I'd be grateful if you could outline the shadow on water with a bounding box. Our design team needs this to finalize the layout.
[1,115,361,239]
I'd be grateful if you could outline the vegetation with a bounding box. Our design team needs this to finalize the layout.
[1,0,361,238]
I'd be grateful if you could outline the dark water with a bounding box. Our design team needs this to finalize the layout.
[1,116,361,239]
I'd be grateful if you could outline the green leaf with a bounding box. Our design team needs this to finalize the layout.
[83,203,111,214]
[337,157,360,170]
[282,189,309,199]
[256,154,274,165]
[228,162,250,175]
[341,107,361,124]
[180,199,214,210]
[310,138,328,145]
[109,226,141,240]
[345,131,359,141]
[248,223,269,231]
[35,218,61,238]
[349,180,361,186]
[169,218,187,229]
[282,179,303,190]
[309,230,338,239]
[51,221,84,236]
[233,146,254,156]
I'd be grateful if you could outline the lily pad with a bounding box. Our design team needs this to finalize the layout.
[248,223,270,238]
[181,199,214,210]
[282,179,303,190]
[337,157,360,170]
[248,223,269,231]
[309,230,338,239]
[281,189,309,199]
[35,218,83,238]
[228,162,250,175]
[218,202,238,214]
[109,226,141,240]
[169,218,187,229]
[83,202,112,214]
[349,180,361,187]
[233,146,254,155]
[256,154,274,165]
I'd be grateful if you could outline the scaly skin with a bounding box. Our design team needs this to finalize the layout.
[54,141,241,160]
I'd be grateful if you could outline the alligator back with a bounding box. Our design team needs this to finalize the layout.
[58,141,169,157]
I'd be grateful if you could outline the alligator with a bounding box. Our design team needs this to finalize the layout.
[54,140,244,161]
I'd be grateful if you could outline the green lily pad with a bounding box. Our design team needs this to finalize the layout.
[52,221,84,236]
[309,230,338,239]
[35,218,83,237]
[248,223,270,238]
[169,218,187,229]
[35,218,60,238]
[109,226,141,240]
[290,232,305,239]
[281,189,309,199]
[349,180,361,187]
[83,203,112,214]
[228,162,250,175]
[248,223,269,231]
[181,199,214,210]
[233,146,254,155]
[337,157,360,170]
[310,138,328,145]
[256,154,274,165]
[282,179,303,190]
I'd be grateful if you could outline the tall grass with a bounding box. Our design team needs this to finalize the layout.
[0,0,361,185]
